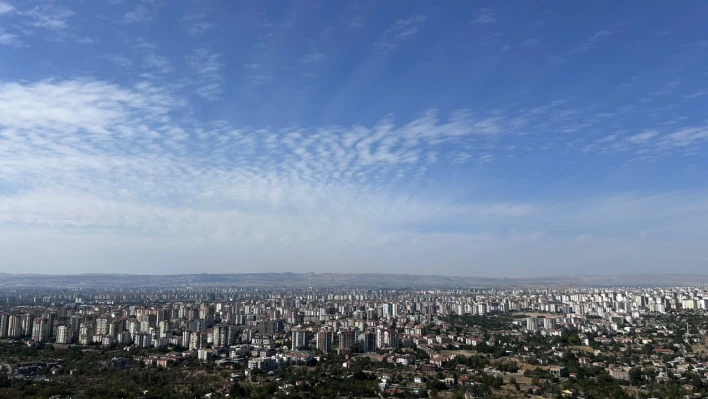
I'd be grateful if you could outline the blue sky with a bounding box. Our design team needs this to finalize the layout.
[1,1,707,276]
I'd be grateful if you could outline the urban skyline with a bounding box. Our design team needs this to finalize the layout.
[1,283,708,397]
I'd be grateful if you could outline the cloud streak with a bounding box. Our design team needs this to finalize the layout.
[471,9,496,24]
[124,5,152,23]
[21,4,74,30]
[186,49,224,100]
[299,49,326,64]
[375,14,426,49]
[0,1,14,15]
[572,30,610,53]
[0,29,21,46]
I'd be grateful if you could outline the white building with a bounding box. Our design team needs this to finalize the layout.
[56,325,70,344]
[248,356,278,371]
[292,329,308,350]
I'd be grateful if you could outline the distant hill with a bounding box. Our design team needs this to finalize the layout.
[0,272,707,289]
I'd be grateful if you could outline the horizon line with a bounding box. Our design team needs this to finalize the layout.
[1,272,707,278]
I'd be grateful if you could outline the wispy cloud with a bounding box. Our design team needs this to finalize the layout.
[520,38,542,48]
[188,22,215,35]
[124,5,152,23]
[187,49,224,100]
[0,29,21,47]
[0,79,530,246]
[375,14,426,49]
[0,1,14,15]
[21,4,74,30]
[651,81,680,96]
[181,14,215,35]
[471,8,496,24]
[626,131,658,144]
[299,49,326,64]
[658,127,708,148]
[1,77,707,274]
[584,126,708,156]
[572,30,610,53]
[143,53,172,74]
[349,14,365,28]
[103,54,134,69]
[45,31,97,45]
[582,134,617,152]
[684,90,708,100]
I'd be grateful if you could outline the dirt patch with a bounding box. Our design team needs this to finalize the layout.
[352,353,382,362]
[568,345,594,354]
[517,362,551,371]
[440,350,478,357]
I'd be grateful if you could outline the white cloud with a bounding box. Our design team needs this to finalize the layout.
[471,9,496,24]
[659,127,708,147]
[44,31,97,45]
[143,53,172,74]
[0,1,14,15]
[103,54,134,69]
[187,49,223,100]
[583,126,708,156]
[521,38,542,48]
[375,14,426,49]
[124,5,152,23]
[181,14,215,35]
[651,81,680,96]
[299,49,326,64]
[1,78,707,274]
[0,29,21,46]
[0,80,526,240]
[684,90,708,100]
[349,14,365,28]
[21,4,74,30]
[187,22,215,35]
[572,30,610,53]
[626,130,657,144]
[582,134,617,152]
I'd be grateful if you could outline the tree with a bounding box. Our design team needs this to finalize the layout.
[628,367,643,385]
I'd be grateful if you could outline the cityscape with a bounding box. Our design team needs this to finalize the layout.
[1,275,708,398]
[1,0,708,398]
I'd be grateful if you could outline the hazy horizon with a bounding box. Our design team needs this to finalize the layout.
[3,271,708,277]
[1,1,707,275]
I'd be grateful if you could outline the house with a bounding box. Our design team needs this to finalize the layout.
[550,366,565,378]
[607,367,629,380]
[654,348,674,355]
[431,355,449,367]
[421,363,437,373]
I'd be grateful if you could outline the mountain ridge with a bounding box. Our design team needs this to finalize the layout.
[0,272,707,288]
